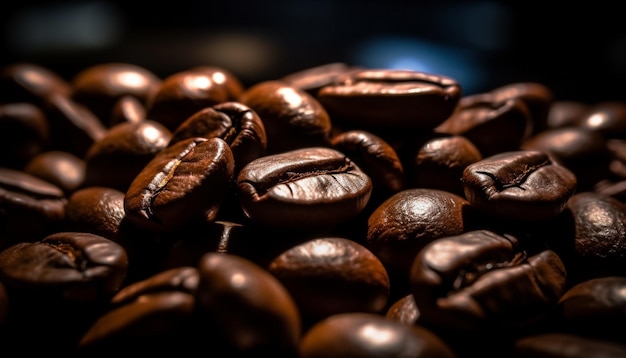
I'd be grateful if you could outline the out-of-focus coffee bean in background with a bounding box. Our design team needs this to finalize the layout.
[1,0,625,102]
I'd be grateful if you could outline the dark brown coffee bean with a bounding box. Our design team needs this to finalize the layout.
[317,68,462,130]
[64,186,126,240]
[410,230,567,333]
[512,333,626,358]
[386,293,419,325]
[42,94,107,157]
[521,127,611,191]
[169,101,267,173]
[236,147,372,230]
[462,150,577,220]
[71,62,162,125]
[109,95,147,126]
[279,62,359,97]
[146,69,231,131]
[196,252,301,355]
[546,100,589,129]
[331,129,405,195]
[435,97,533,157]
[0,102,50,168]
[0,167,67,248]
[239,80,333,154]
[299,312,457,358]
[83,120,172,191]
[78,266,199,353]
[575,101,626,139]
[408,133,483,197]
[23,150,86,195]
[124,137,235,234]
[188,65,246,101]
[268,237,390,324]
[0,62,73,105]
[488,82,554,135]
[366,188,474,295]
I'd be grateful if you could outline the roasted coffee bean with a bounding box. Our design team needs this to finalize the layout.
[109,95,147,126]
[239,80,333,154]
[546,100,589,129]
[409,230,567,335]
[462,150,577,221]
[512,333,626,358]
[407,133,483,197]
[83,120,172,192]
[236,147,372,230]
[124,137,235,234]
[169,101,267,173]
[366,188,475,297]
[317,68,462,130]
[188,65,246,101]
[0,62,73,105]
[279,62,359,97]
[64,186,126,241]
[521,127,612,191]
[23,150,86,195]
[78,266,199,353]
[268,237,390,325]
[435,97,533,157]
[299,312,457,358]
[196,252,301,355]
[146,68,232,131]
[71,62,162,125]
[488,82,554,135]
[0,102,50,168]
[0,167,67,248]
[575,101,626,139]
[385,293,419,325]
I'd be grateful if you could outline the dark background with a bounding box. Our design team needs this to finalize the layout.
[2,0,626,103]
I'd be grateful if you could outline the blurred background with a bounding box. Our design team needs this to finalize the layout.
[1,0,625,103]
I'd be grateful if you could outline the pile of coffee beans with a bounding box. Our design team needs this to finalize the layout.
[1,61,626,357]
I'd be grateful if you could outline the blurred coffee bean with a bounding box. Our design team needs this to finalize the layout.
[125,137,235,234]
[512,333,626,358]
[83,120,172,192]
[239,80,333,154]
[0,102,50,168]
[299,312,457,358]
[196,252,301,355]
[237,147,372,231]
[268,237,390,325]
[0,62,73,105]
[23,150,86,195]
[109,95,147,126]
[546,100,589,129]
[575,100,626,139]
[462,150,577,220]
[318,69,462,131]
[71,62,162,125]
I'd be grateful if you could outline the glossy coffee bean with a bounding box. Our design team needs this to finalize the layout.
[546,100,589,129]
[196,252,301,355]
[488,82,554,135]
[146,68,232,131]
[0,62,73,105]
[366,188,474,295]
[169,101,267,173]
[78,266,199,353]
[462,150,577,221]
[23,150,86,195]
[409,230,567,333]
[408,133,482,197]
[0,167,67,248]
[42,94,107,157]
[71,62,162,125]
[385,293,419,325]
[575,100,626,139]
[188,65,246,101]
[83,120,172,191]
[279,62,358,97]
[109,95,147,126]
[64,186,126,241]
[555,276,626,342]
[299,312,457,358]
[237,147,372,230]
[0,102,50,168]
[239,80,333,154]
[317,68,462,130]
[521,127,612,191]
[512,333,626,358]
[331,129,405,197]
[124,137,235,234]
[268,237,390,324]
[436,97,533,157]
